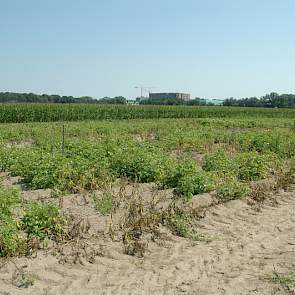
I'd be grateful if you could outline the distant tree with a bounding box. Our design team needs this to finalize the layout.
[113,96,127,104]
[223,92,295,108]
[98,96,127,104]
[186,97,209,106]
[0,92,98,103]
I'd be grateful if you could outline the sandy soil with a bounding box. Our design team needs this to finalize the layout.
[0,175,295,294]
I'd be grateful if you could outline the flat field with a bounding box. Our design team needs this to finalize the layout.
[1,106,295,294]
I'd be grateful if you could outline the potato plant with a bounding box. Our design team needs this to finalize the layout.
[236,152,275,181]
[161,160,214,199]
[0,185,68,257]
[217,178,251,202]
[203,150,237,175]
[21,202,65,240]
[0,112,294,205]
[0,186,26,257]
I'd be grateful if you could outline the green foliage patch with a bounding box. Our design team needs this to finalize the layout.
[110,147,172,183]
[0,186,26,257]
[203,150,237,175]
[21,202,66,240]
[0,186,21,217]
[236,152,275,181]
[161,160,214,199]
[217,178,251,202]
[94,192,113,215]
[0,215,27,257]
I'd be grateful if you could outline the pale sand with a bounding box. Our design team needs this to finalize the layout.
[0,175,294,294]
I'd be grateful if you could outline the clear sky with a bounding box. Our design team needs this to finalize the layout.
[1,0,295,99]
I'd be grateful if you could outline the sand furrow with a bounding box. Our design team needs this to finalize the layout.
[1,191,295,294]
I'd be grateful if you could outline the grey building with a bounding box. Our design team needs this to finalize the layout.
[149,93,191,101]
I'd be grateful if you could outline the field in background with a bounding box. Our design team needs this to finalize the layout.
[1,103,295,123]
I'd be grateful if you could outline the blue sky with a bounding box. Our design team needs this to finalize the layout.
[1,0,295,99]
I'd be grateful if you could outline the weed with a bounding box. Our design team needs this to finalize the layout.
[121,191,162,257]
[267,269,295,293]
[94,191,113,215]
[271,271,295,286]
[163,205,210,242]
[249,183,270,204]
[274,161,295,190]
[12,268,35,288]
[165,211,192,238]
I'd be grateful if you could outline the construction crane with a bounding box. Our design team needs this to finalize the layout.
[134,86,156,99]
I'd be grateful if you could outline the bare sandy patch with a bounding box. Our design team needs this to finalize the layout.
[6,139,35,148]
[133,132,158,142]
[0,182,294,294]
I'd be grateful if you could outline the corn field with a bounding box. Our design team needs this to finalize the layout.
[0,103,295,123]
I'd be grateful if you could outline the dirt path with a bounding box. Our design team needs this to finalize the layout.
[1,191,295,295]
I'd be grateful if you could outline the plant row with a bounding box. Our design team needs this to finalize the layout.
[0,142,287,200]
[1,104,295,123]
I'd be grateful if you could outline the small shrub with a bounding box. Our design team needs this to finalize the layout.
[163,207,209,241]
[21,202,66,240]
[0,148,14,171]
[217,178,251,202]
[8,150,40,180]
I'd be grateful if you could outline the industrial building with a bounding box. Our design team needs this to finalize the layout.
[149,92,191,101]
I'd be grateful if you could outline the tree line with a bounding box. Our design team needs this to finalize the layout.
[223,93,295,108]
[140,92,295,108]
[0,92,127,104]
[1,91,295,108]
